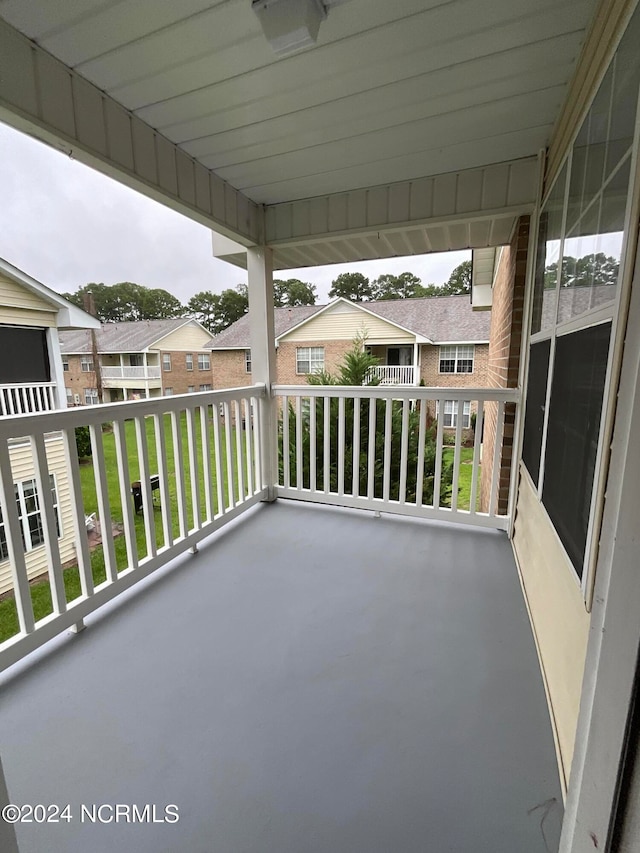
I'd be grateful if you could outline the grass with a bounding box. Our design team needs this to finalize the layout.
[442,447,480,511]
[0,413,247,642]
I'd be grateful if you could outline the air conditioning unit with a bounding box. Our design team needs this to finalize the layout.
[74,394,81,404]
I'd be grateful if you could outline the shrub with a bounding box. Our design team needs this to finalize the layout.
[75,425,92,459]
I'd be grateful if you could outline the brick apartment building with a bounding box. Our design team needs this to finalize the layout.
[208,294,491,431]
[59,318,213,404]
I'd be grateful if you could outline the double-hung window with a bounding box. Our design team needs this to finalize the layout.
[80,356,93,372]
[162,354,172,372]
[296,347,324,374]
[437,400,471,429]
[245,350,252,373]
[439,345,474,374]
[84,388,99,405]
[186,353,193,371]
[0,476,61,561]
[198,353,210,371]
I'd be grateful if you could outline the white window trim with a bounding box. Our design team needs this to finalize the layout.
[185,353,193,371]
[80,356,94,372]
[245,349,252,374]
[162,354,172,372]
[84,388,99,405]
[197,353,210,371]
[436,399,471,429]
[438,344,475,374]
[0,475,62,562]
[296,346,325,375]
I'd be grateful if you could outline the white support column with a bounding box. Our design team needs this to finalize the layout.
[247,246,278,501]
[413,343,420,386]
[47,327,66,409]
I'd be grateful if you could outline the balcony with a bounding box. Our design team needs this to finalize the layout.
[0,382,58,415]
[367,364,416,385]
[0,385,561,852]
[100,365,161,386]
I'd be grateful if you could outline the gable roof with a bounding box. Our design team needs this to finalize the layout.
[59,318,210,354]
[0,257,99,330]
[208,295,490,349]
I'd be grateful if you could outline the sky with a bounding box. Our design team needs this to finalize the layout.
[0,122,470,305]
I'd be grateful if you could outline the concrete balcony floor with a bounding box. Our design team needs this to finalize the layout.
[0,502,562,853]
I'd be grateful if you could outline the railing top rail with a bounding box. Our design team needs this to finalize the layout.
[273,385,521,402]
[0,382,57,389]
[0,384,267,440]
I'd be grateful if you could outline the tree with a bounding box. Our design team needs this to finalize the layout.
[328,272,373,301]
[211,285,249,334]
[273,278,317,307]
[188,291,220,332]
[62,282,184,322]
[371,272,422,300]
[279,340,453,505]
[444,260,472,295]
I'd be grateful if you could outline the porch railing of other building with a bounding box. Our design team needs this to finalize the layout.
[0,383,58,416]
[101,366,162,380]
[0,386,266,671]
[274,385,520,531]
[367,365,416,385]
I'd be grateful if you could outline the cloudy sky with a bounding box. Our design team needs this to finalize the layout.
[0,122,470,304]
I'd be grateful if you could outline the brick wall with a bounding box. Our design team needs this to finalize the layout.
[63,354,96,405]
[276,340,353,384]
[160,350,213,394]
[420,343,489,387]
[479,216,529,514]
[211,350,253,390]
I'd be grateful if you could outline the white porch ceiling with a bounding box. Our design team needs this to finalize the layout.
[0,0,597,261]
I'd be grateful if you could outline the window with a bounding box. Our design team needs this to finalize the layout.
[200,384,212,392]
[188,385,195,393]
[296,347,324,374]
[198,353,210,371]
[80,356,94,372]
[186,353,193,371]
[439,345,474,373]
[245,349,252,373]
[0,475,61,562]
[165,387,173,396]
[162,353,171,371]
[84,388,99,405]
[65,388,73,404]
[62,359,69,372]
[437,400,471,429]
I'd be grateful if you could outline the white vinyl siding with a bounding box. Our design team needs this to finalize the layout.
[281,302,414,343]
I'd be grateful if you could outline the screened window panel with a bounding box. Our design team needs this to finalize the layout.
[522,339,551,487]
[531,164,566,335]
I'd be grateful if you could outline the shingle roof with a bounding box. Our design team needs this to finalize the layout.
[59,318,201,353]
[208,296,490,349]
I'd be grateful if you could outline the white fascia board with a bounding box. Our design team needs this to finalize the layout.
[432,339,490,345]
[0,258,99,329]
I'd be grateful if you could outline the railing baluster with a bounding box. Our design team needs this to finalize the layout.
[383,398,392,503]
[171,410,189,537]
[113,419,138,571]
[337,396,345,496]
[450,401,465,513]
[352,397,360,497]
[223,402,235,509]
[89,424,117,582]
[212,402,225,515]
[27,386,36,413]
[415,397,427,507]
[309,394,317,492]
[251,396,261,495]
[323,395,330,494]
[489,400,506,518]
[469,401,484,516]
[0,439,35,634]
[153,413,173,548]
[244,398,254,497]
[200,404,214,523]
[31,434,66,613]
[433,398,444,509]
[135,414,157,556]
[367,397,376,501]
[295,395,302,491]
[0,390,6,416]
[399,398,409,504]
[186,406,201,529]
[233,399,245,501]
[282,394,290,489]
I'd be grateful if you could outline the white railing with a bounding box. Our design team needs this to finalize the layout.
[0,385,266,671]
[101,366,162,380]
[273,385,520,531]
[0,383,58,415]
[368,365,416,385]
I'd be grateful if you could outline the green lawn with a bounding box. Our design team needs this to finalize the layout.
[443,447,480,511]
[0,413,247,642]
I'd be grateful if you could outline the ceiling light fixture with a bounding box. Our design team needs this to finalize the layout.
[252,0,328,56]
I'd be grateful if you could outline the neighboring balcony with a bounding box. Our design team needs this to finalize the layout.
[0,381,58,415]
[100,365,162,388]
[0,383,562,853]
[368,364,416,385]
